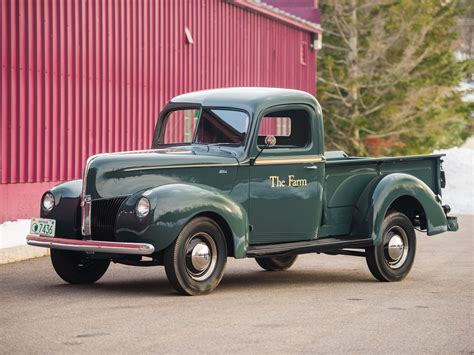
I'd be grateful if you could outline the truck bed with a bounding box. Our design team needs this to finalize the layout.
[319,151,445,237]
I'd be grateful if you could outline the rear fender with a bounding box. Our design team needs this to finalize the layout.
[115,183,249,258]
[352,173,447,245]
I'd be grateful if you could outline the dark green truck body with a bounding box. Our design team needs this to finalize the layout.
[27,88,458,281]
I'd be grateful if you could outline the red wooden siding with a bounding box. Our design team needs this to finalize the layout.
[1,0,318,185]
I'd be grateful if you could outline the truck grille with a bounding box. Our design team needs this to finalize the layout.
[91,197,128,241]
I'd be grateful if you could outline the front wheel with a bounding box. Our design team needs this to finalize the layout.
[51,249,110,284]
[365,211,416,282]
[164,217,227,296]
[255,255,297,271]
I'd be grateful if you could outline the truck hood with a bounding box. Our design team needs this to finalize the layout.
[84,146,240,199]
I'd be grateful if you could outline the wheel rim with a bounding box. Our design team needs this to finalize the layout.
[383,226,409,269]
[185,232,218,281]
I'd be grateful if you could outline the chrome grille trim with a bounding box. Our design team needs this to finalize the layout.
[81,154,99,237]
[81,194,92,237]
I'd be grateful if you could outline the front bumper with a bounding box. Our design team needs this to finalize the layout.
[26,234,155,255]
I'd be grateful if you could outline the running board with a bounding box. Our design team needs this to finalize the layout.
[246,237,373,257]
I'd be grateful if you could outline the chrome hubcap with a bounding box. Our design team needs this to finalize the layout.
[190,242,211,271]
[185,233,217,281]
[387,235,404,261]
[384,226,409,269]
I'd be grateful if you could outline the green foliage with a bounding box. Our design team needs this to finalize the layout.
[318,0,473,156]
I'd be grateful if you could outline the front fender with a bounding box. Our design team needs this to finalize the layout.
[352,173,447,245]
[41,179,82,238]
[115,184,249,258]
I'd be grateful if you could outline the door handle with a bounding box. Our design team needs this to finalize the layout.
[304,165,318,170]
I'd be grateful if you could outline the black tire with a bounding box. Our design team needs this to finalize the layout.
[255,255,297,271]
[50,249,110,284]
[164,217,227,296]
[365,211,416,282]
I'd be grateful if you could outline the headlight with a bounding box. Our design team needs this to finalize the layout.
[42,192,55,212]
[135,197,150,218]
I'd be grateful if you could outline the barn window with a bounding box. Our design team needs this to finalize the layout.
[300,41,307,65]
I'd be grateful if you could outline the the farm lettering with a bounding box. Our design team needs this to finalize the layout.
[270,175,307,187]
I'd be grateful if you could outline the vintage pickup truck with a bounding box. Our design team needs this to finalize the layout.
[27,88,458,295]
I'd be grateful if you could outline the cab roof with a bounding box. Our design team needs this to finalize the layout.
[170,87,319,115]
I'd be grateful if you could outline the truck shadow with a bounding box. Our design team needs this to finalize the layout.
[219,269,373,291]
[49,278,174,297]
[46,269,374,297]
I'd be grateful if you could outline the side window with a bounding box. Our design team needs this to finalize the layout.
[257,109,311,148]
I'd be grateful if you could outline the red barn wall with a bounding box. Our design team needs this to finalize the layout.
[0,0,318,222]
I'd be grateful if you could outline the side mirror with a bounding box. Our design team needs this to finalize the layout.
[264,135,277,147]
[250,135,276,166]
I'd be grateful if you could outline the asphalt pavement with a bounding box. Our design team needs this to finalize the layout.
[1,216,472,354]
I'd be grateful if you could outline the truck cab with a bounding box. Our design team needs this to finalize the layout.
[27,88,458,295]
[158,88,326,244]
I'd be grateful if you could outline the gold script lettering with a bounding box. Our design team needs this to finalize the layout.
[270,175,307,187]
[288,175,307,187]
[270,176,286,187]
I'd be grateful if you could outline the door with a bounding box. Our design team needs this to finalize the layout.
[248,106,325,245]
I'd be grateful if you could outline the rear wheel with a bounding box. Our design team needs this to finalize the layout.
[255,255,297,271]
[50,249,110,284]
[365,211,416,282]
[164,217,227,296]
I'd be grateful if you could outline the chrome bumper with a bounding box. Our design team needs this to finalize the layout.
[26,234,155,255]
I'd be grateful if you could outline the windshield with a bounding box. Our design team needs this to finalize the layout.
[159,108,250,146]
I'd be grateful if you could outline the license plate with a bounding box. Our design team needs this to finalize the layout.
[30,218,56,237]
